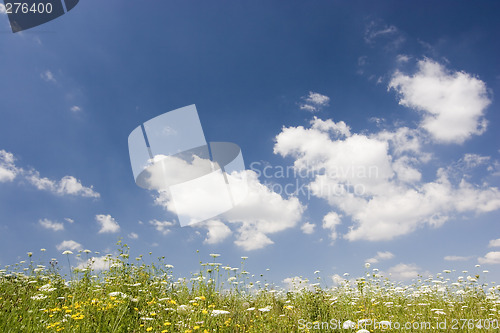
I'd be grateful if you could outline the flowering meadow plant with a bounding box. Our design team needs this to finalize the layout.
[0,242,499,332]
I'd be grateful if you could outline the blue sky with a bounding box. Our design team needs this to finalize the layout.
[1,1,500,285]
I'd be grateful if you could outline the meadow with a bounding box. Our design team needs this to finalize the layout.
[1,241,499,332]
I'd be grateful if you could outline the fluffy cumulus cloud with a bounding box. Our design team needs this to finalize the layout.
[218,171,304,251]
[200,220,232,244]
[300,91,330,112]
[274,113,500,242]
[128,232,139,239]
[39,218,64,231]
[0,4,6,14]
[56,240,82,252]
[478,252,500,265]
[389,59,491,144]
[154,170,304,251]
[95,214,120,234]
[366,251,394,264]
[0,149,99,198]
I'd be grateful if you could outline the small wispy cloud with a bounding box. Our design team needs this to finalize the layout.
[39,218,64,231]
[40,70,56,83]
[386,263,424,281]
[300,91,330,112]
[444,255,473,262]
[1,149,99,198]
[364,21,404,48]
[301,222,315,234]
[366,251,395,264]
[56,240,82,252]
[0,4,7,14]
[70,106,82,113]
[27,172,100,198]
[149,219,175,235]
[128,232,139,239]
[96,214,120,234]
[396,54,410,63]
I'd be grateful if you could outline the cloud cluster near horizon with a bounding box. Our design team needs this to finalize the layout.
[148,58,499,252]
[275,58,500,243]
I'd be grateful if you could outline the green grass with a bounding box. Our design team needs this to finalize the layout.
[1,241,499,332]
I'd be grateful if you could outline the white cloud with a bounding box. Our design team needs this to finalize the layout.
[41,70,56,83]
[386,263,422,281]
[366,251,394,264]
[64,218,74,224]
[149,219,175,235]
[201,220,232,244]
[365,23,398,42]
[1,149,99,198]
[396,54,410,63]
[283,276,312,291]
[0,150,18,182]
[128,232,139,239]
[95,214,120,234]
[26,172,100,198]
[56,240,82,252]
[274,117,500,242]
[389,58,491,144]
[222,171,304,251]
[331,274,347,286]
[322,212,341,242]
[478,251,500,265]
[305,92,330,106]
[364,21,404,48]
[462,154,490,169]
[70,106,81,112]
[301,222,315,234]
[444,255,473,261]
[300,104,316,112]
[154,170,304,251]
[311,117,351,137]
[300,91,330,112]
[0,4,6,14]
[488,239,500,248]
[77,256,111,271]
[39,218,64,231]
